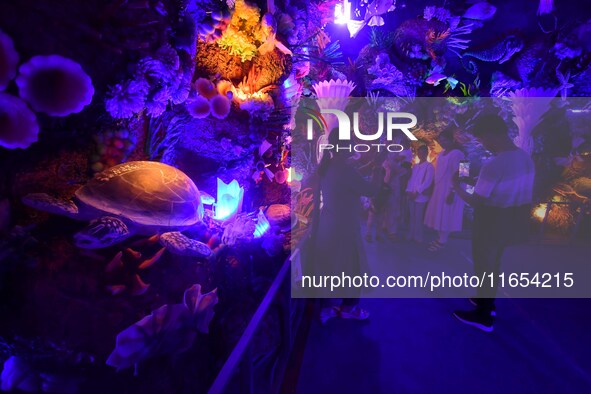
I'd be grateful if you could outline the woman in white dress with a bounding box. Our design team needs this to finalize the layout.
[424,127,466,251]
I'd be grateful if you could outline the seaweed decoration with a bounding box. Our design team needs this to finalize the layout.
[106,284,218,372]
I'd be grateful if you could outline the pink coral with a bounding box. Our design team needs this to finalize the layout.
[210,94,231,119]
[186,95,211,118]
[0,30,19,91]
[0,93,39,149]
[16,55,94,116]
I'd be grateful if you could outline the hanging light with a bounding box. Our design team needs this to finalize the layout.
[334,0,352,24]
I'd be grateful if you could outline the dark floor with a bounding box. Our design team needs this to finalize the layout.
[295,237,591,393]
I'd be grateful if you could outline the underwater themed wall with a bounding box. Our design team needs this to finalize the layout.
[1,0,591,392]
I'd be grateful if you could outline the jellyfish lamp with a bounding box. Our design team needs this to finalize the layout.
[213,178,244,221]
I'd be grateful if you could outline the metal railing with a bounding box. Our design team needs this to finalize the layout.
[208,249,299,394]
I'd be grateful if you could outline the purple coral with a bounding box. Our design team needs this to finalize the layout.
[186,95,211,118]
[210,94,231,119]
[0,93,39,149]
[105,78,149,119]
[0,30,19,91]
[146,86,170,117]
[16,55,94,116]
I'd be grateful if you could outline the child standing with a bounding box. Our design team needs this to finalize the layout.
[405,145,434,243]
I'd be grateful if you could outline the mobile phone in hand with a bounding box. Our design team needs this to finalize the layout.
[459,160,470,178]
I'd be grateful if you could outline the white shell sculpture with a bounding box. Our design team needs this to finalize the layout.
[312,79,356,141]
[508,87,557,155]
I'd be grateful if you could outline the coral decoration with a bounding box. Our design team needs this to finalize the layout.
[312,78,357,99]
[0,356,40,392]
[106,284,218,370]
[16,55,94,117]
[194,77,218,99]
[0,30,19,91]
[90,128,138,172]
[105,79,149,119]
[217,80,234,97]
[187,96,211,118]
[275,168,288,184]
[198,9,232,43]
[538,0,554,15]
[312,79,356,137]
[508,88,558,155]
[210,94,231,119]
[0,93,39,149]
[217,0,262,62]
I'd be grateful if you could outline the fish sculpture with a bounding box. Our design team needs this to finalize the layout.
[462,35,524,73]
[346,0,396,38]
[463,2,496,21]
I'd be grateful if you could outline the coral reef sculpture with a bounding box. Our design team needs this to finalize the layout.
[0,92,39,149]
[0,30,19,91]
[16,55,94,117]
[106,284,218,370]
[509,88,558,155]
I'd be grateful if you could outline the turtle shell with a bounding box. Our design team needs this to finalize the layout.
[76,161,203,227]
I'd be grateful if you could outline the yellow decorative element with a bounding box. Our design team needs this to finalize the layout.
[217,0,264,62]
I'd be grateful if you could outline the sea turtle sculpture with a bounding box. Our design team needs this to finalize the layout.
[23,161,212,258]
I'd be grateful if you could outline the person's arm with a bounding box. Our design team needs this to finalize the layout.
[446,150,463,203]
[452,160,498,206]
[452,173,486,206]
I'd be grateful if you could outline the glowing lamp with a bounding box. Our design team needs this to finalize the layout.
[533,203,548,222]
[287,167,302,184]
[334,0,352,24]
[213,178,244,221]
[253,209,270,238]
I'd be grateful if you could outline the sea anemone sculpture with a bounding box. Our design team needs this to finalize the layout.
[312,79,357,129]
[508,87,557,155]
[0,93,39,149]
[210,94,231,119]
[312,79,356,161]
[16,55,94,117]
[0,30,19,91]
[186,95,211,119]
[105,79,149,119]
[194,77,218,99]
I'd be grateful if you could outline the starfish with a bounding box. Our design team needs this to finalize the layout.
[556,69,574,100]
